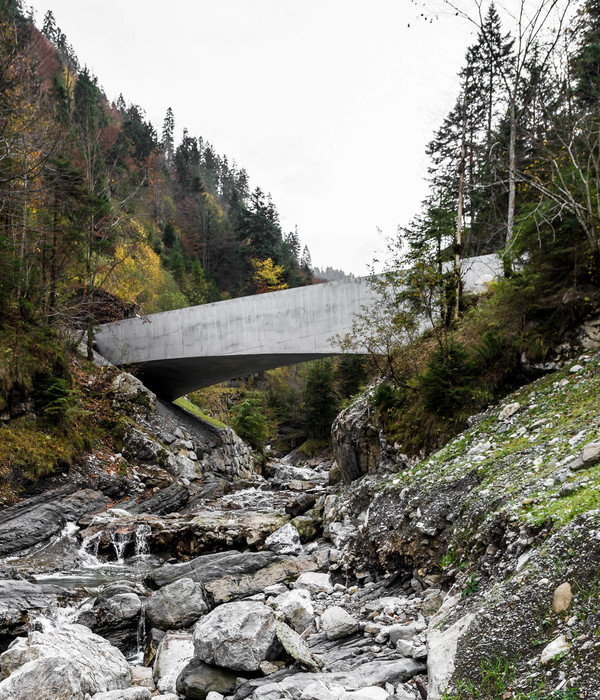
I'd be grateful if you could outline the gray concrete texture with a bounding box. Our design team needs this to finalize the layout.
[95,253,502,399]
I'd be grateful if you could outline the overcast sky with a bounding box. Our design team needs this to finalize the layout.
[27,0,476,275]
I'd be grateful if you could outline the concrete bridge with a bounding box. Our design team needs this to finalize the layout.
[95,254,502,400]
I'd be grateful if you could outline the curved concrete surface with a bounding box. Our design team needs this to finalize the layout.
[95,253,502,399]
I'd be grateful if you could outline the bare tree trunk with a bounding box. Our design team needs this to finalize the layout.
[454,79,470,320]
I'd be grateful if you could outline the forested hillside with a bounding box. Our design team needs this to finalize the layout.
[0,0,313,342]
[341,0,600,455]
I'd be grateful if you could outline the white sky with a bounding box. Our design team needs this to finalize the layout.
[27,0,476,275]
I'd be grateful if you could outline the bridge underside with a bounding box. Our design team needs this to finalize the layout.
[134,353,343,400]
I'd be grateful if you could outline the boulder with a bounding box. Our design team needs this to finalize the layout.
[265,524,302,556]
[175,657,238,699]
[146,578,208,631]
[0,580,73,642]
[0,621,131,696]
[427,613,475,700]
[272,589,314,633]
[552,582,573,614]
[275,622,323,672]
[294,572,333,595]
[111,372,156,416]
[193,601,278,672]
[0,656,85,700]
[320,607,358,640]
[93,591,142,655]
[153,632,194,694]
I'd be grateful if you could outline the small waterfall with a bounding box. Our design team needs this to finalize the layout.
[79,531,102,565]
[134,524,151,557]
[136,603,147,660]
[109,530,131,563]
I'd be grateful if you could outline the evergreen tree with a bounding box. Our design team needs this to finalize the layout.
[304,359,339,439]
[572,0,600,108]
[162,106,175,161]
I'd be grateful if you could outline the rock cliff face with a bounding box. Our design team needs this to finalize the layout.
[328,351,600,699]
[331,389,407,484]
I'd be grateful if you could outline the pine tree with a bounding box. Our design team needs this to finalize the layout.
[572,0,600,108]
[162,107,175,160]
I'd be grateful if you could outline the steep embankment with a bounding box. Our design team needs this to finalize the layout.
[329,350,600,698]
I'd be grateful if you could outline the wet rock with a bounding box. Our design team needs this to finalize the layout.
[0,621,131,696]
[320,607,358,640]
[175,657,238,699]
[0,487,111,557]
[153,632,194,694]
[146,578,208,631]
[265,524,302,556]
[92,591,142,655]
[0,580,73,647]
[193,601,278,672]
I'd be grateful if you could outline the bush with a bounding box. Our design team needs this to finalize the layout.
[420,341,479,419]
[230,398,268,451]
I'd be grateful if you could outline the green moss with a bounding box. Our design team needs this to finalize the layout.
[174,396,227,429]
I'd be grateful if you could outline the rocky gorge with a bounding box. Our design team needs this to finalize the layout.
[0,346,599,700]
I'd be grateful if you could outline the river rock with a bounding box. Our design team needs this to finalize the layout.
[265,523,302,556]
[193,601,278,672]
[320,606,358,640]
[272,589,314,633]
[294,572,333,595]
[175,657,238,699]
[0,656,85,700]
[92,591,142,654]
[153,632,194,694]
[147,549,324,604]
[0,580,73,642]
[0,486,111,556]
[146,578,208,630]
[0,621,131,696]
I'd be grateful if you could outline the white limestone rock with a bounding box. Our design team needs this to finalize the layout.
[0,656,85,700]
[294,572,333,595]
[193,601,278,672]
[153,632,194,694]
[320,606,358,640]
[92,689,152,700]
[498,402,520,421]
[341,687,388,700]
[427,613,475,700]
[273,588,315,633]
[0,621,130,697]
[540,635,570,665]
[265,523,302,556]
